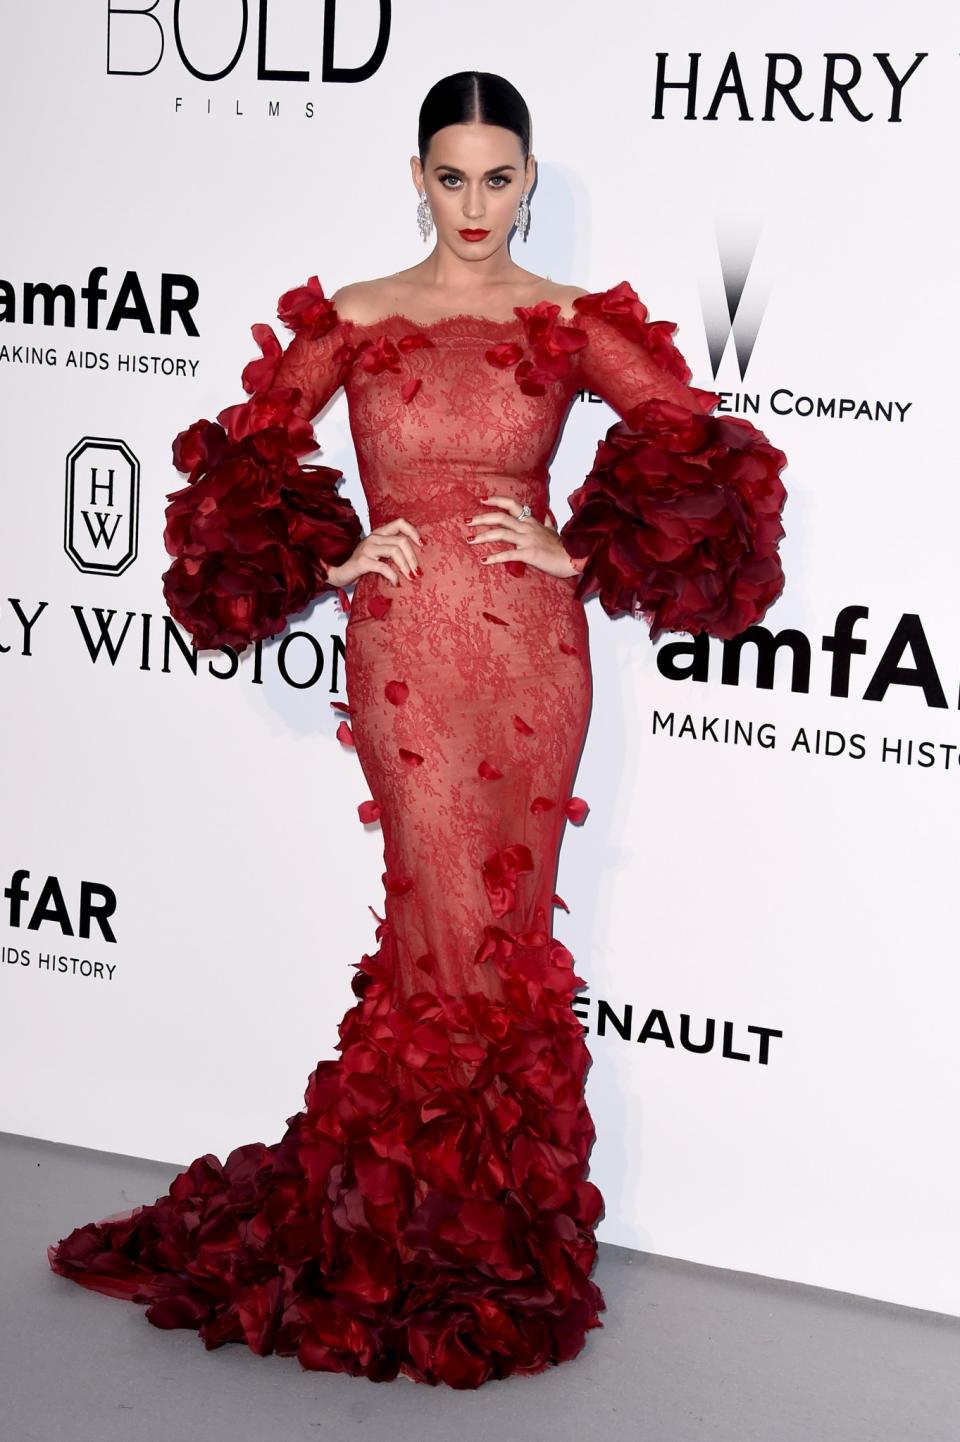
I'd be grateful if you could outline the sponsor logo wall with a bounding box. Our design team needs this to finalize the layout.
[2,3,956,1316]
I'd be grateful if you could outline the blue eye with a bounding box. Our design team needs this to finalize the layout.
[438,175,511,189]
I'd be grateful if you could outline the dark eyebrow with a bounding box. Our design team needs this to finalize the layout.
[431,164,518,176]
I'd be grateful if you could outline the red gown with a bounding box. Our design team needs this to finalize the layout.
[46,277,788,1389]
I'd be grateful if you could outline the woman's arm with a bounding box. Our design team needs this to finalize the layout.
[160,277,364,655]
[559,282,788,642]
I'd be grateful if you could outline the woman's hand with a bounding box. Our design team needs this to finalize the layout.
[326,516,423,588]
[466,495,580,579]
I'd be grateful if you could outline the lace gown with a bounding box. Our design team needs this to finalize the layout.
[46,277,788,1389]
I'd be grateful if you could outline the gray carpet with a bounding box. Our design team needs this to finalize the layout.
[6,1130,957,1442]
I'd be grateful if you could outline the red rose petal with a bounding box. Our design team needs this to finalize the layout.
[516,373,546,398]
[552,893,570,911]
[484,342,524,369]
[397,333,435,354]
[276,274,339,333]
[512,715,534,735]
[336,720,355,747]
[382,871,413,896]
[385,679,409,705]
[481,843,534,918]
[241,323,283,395]
[357,335,402,375]
[530,796,556,814]
[564,797,590,824]
[559,639,578,655]
[478,760,503,781]
[399,747,423,766]
[368,593,392,619]
[401,377,422,403]
[357,799,382,823]
[481,611,509,626]
[504,560,526,577]
[330,701,352,714]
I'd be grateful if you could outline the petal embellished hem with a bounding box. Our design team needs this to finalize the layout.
[47,913,606,1391]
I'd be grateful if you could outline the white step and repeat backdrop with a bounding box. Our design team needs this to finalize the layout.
[3,3,957,1317]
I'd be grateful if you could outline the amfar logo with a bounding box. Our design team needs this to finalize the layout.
[3,869,119,981]
[657,607,960,709]
[65,438,139,576]
[0,267,199,335]
[652,52,926,121]
[106,0,390,82]
[4,869,118,941]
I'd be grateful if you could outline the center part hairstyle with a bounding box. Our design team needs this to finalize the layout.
[417,70,532,164]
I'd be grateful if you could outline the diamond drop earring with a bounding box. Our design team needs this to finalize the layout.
[417,191,434,242]
[515,191,531,242]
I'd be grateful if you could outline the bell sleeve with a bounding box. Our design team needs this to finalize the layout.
[559,281,788,642]
[161,275,363,654]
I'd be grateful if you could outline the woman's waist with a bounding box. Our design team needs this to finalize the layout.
[347,537,584,625]
[365,472,548,529]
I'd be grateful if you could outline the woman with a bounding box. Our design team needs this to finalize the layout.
[47,71,788,1389]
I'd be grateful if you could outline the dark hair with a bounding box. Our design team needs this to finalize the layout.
[418,72,532,166]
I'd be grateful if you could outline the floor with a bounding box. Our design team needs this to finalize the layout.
[6,1130,957,1442]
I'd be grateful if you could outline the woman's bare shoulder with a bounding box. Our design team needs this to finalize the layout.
[331,273,428,323]
[329,279,393,324]
[550,283,591,319]
[500,273,591,320]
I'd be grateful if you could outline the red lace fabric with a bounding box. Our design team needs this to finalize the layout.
[47,277,787,1389]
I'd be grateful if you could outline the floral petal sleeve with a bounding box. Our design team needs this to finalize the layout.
[559,281,788,642]
[161,276,363,654]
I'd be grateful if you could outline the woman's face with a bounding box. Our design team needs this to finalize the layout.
[412,123,535,258]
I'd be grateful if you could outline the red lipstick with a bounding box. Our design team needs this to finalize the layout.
[458,229,490,241]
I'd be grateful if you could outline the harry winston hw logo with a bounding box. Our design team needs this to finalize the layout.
[64,437,139,575]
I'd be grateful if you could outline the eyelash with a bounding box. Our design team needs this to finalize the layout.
[438,174,511,190]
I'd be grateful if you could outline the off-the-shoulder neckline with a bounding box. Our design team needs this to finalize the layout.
[336,298,590,335]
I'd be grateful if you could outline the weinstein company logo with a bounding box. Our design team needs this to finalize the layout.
[701,241,911,426]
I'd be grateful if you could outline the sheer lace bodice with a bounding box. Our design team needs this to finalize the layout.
[264,289,723,535]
